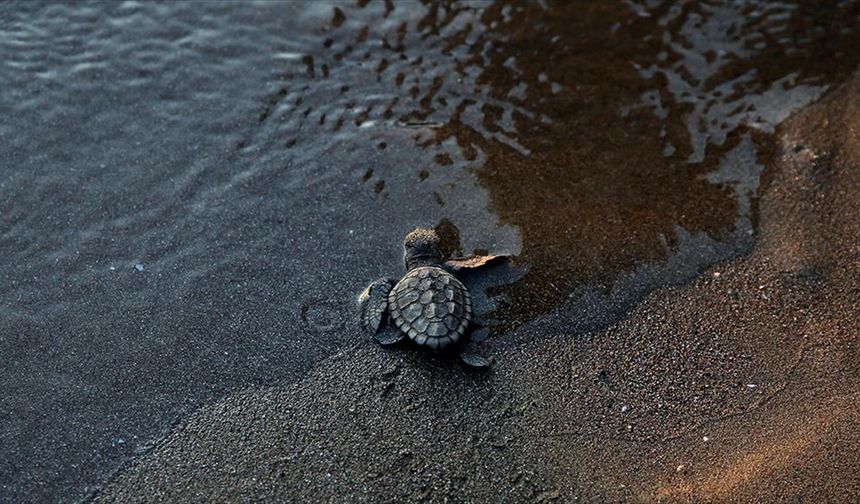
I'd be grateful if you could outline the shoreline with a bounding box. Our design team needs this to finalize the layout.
[94,69,860,503]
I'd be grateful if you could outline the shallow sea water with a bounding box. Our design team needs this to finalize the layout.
[1,1,859,502]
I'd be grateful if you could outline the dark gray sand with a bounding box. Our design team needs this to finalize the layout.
[95,72,860,503]
[4,2,860,502]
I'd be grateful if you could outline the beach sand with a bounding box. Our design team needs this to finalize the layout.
[94,69,860,503]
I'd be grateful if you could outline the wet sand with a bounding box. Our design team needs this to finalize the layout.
[95,70,860,502]
[4,2,860,501]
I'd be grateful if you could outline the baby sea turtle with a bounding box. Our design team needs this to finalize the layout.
[359,227,494,367]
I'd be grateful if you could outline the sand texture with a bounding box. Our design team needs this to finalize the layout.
[94,70,860,503]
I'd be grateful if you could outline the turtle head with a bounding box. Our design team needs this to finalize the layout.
[403,227,443,270]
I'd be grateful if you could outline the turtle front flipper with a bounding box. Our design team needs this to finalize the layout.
[358,278,396,335]
[443,254,511,273]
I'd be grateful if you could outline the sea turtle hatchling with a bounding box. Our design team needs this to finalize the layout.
[359,227,494,367]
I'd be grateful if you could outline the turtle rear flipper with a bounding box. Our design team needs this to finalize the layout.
[460,350,492,368]
[374,324,406,345]
[459,339,493,368]
[359,278,396,335]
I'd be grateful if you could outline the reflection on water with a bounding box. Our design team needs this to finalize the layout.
[2,0,860,501]
[252,0,860,325]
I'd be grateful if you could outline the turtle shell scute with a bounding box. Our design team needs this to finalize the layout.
[388,266,471,349]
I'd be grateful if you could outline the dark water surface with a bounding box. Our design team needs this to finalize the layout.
[2,1,859,502]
